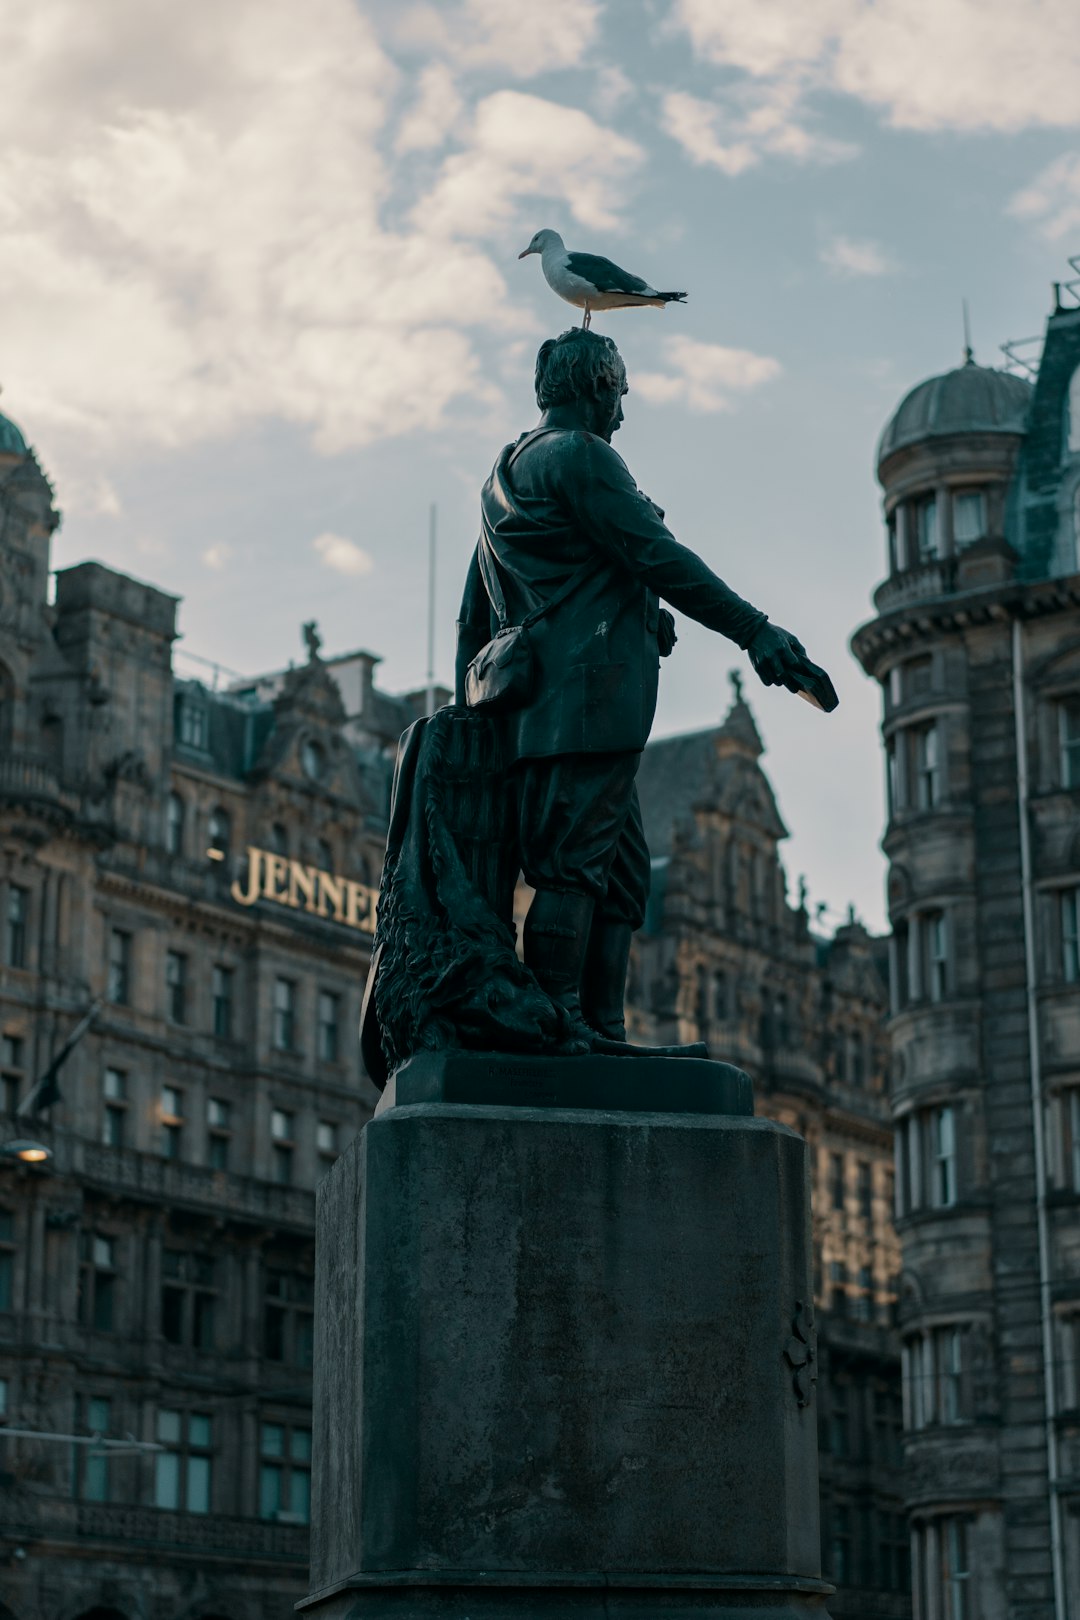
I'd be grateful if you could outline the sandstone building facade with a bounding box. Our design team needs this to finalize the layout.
[1,405,903,1620]
[852,296,1080,1620]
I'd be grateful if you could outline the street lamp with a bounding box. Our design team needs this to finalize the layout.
[0,1139,52,1164]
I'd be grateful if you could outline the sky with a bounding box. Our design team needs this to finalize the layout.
[3,0,1080,932]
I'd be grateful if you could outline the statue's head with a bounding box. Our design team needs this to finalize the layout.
[534,328,627,440]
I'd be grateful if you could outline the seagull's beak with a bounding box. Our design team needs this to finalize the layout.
[518,247,534,259]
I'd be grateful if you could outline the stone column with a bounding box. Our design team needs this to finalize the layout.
[303,1072,830,1620]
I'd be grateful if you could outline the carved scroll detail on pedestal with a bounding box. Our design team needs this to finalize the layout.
[783,1298,817,1408]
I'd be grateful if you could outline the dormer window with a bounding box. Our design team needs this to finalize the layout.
[916,496,938,562]
[953,489,986,549]
[175,690,208,751]
[301,739,325,781]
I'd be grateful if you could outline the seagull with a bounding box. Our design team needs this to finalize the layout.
[518,228,687,329]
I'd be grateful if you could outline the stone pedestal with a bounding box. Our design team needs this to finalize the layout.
[302,1070,829,1620]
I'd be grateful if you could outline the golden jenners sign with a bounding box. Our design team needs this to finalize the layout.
[230,846,378,935]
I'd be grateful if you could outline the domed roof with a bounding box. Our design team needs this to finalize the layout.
[877,359,1032,470]
[0,407,27,457]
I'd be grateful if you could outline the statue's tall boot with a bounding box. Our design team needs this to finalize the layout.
[581,917,633,1042]
[523,888,595,1053]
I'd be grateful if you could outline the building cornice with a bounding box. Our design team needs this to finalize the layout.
[851,569,1080,675]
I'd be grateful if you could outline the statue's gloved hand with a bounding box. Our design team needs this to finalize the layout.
[748,621,808,688]
[657,609,677,658]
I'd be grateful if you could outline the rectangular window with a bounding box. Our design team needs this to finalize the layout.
[273,978,296,1051]
[1069,1092,1080,1195]
[259,1421,312,1522]
[165,950,188,1024]
[1061,697,1080,789]
[925,911,948,1001]
[79,1233,116,1332]
[207,1097,231,1171]
[177,696,207,750]
[941,1516,972,1620]
[162,1252,216,1351]
[953,489,986,549]
[317,990,340,1063]
[102,1066,126,1147]
[161,1086,183,1160]
[857,1161,873,1220]
[912,722,940,809]
[828,1502,852,1584]
[316,1120,337,1160]
[932,1105,957,1208]
[886,736,900,815]
[936,1326,967,1425]
[2,1034,24,1116]
[263,1269,314,1366]
[830,1383,850,1456]
[271,1108,294,1185]
[916,496,938,562]
[906,655,934,699]
[82,1395,111,1502]
[855,1265,874,1321]
[107,929,132,1005]
[211,965,233,1039]
[1063,888,1080,984]
[155,1409,212,1514]
[0,1208,14,1311]
[830,1152,845,1212]
[892,921,910,1010]
[6,886,27,969]
[829,1259,848,1317]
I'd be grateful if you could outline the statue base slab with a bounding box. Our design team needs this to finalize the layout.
[376,1048,753,1116]
[304,1083,829,1620]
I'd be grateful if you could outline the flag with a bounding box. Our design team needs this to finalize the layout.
[17,999,102,1117]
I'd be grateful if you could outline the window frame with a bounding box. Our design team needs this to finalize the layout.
[258,1418,312,1524]
[154,1408,213,1515]
[107,928,132,1006]
[6,885,28,969]
[273,977,297,1052]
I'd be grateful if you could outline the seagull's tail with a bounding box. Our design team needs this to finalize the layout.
[658,291,688,304]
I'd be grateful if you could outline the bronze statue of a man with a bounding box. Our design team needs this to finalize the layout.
[453,327,817,1047]
[364,328,831,1081]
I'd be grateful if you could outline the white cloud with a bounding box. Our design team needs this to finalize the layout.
[635,337,782,413]
[313,532,375,577]
[201,544,231,571]
[396,63,465,153]
[594,65,636,118]
[820,234,895,277]
[396,0,602,77]
[661,86,854,176]
[673,0,1080,134]
[417,90,645,238]
[1009,152,1080,241]
[0,0,641,464]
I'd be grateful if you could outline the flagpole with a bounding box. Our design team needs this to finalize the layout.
[426,502,437,715]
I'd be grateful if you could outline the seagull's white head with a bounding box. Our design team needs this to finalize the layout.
[519,228,563,260]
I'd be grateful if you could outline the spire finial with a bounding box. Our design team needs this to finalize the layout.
[729,668,744,702]
[962,297,974,365]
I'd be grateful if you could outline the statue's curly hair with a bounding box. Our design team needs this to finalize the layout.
[534,328,626,410]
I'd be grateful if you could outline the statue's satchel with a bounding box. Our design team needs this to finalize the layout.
[465,541,601,713]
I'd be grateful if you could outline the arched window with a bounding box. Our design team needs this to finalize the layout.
[166,793,184,856]
[208,808,231,860]
[270,822,289,857]
[316,839,334,873]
